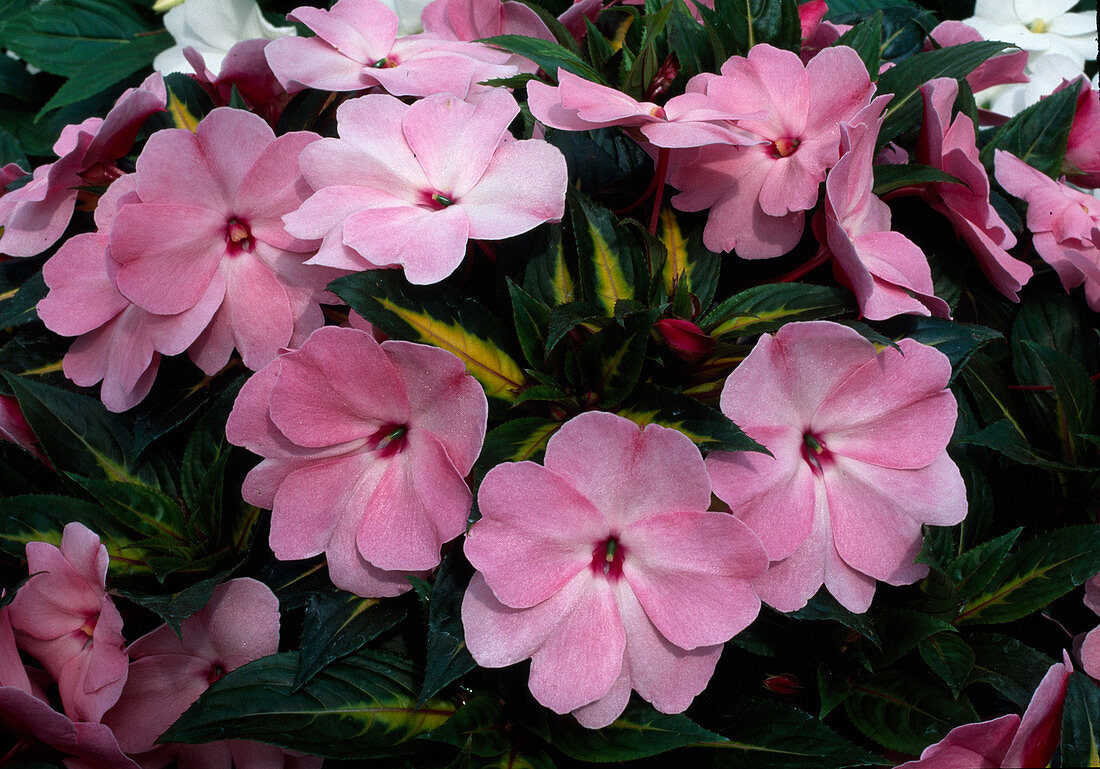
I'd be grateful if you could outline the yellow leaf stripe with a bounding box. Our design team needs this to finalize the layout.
[167,91,199,132]
[659,208,688,297]
[587,223,632,315]
[377,298,527,401]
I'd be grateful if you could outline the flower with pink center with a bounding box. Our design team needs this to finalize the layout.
[0,601,137,769]
[0,73,165,258]
[284,90,567,284]
[894,654,1072,769]
[37,175,221,412]
[917,77,1031,300]
[7,522,128,724]
[665,44,875,258]
[994,149,1100,311]
[1063,77,1100,188]
[102,578,320,769]
[706,321,967,614]
[107,107,340,375]
[823,98,950,320]
[264,0,518,99]
[462,411,768,728]
[225,325,487,597]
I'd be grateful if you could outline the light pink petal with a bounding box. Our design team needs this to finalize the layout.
[235,131,319,252]
[143,276,224,357]
[266,35,372,92]
[268,326,409,448]
[343,202,470,284]
[543,412,712,530]
[527,81,627,131]
[1002,656,1071,769]
[202,254,293,371]
[894,714,1020,769]
[1082,626,1100,679]
[102,654,213,754]
[758,155,823,217]
[39,234,128,337]
[571,667,632,728]
[134,129,223,210]
[83,73,166,165]
[177,108,274,204]
[1085,574,1100,616]
[467,461,605,608]
[458,139,567,240]
[325,509,421,598]
[803,45,874,138]
[290,0,396,62]
[195,579,280,670]
[620,510,766,648]
[0,181,78,258]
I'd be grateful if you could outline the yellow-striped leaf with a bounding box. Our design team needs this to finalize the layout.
[700,282,853,340]
[570,191,646,316]
[656,208,720,308]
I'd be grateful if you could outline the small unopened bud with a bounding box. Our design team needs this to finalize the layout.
[763,673,802,696]
[656,318,714,361]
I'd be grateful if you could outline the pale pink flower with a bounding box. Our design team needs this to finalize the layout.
[225,326,487,597]
[1081,576,1100,679]
[107,107,340,375]
[7,522,128,724]
[37,175,220,412]
[264,0,518,98]
[823,98,950,320]
[0,602,137,769]
[995,149,1100,311]
[285,90,567,284]
[895,654,1072,769]
[706,321,967,614]
[918,77,1032,300]
[665,44,875,258]
[1063,78,1100,188]
[422,0,554,72]
[102,578,319,769]
[463,411,767,728]
[0,73,165,258]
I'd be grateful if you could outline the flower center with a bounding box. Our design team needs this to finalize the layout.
[770,137,801,158]
[226,217,252,254]
[591,535,625,581]
[1026,18,1048,33]
[208,663,226,684]
[801,432,831,472]
[78,615,97,638]
[370,423,408,458]
[370,57,395,68]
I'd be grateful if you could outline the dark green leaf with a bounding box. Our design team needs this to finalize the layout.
[954,525,1100,625]
[419,550,475,706]
[845,673,977,754]
[655,208,720,311]
[948,527,1023,602]
[700,283,854,340]
[508,278,551,369]
[523,225,575,307]
[546,301,603,353]
[968,633,1053,709]
[550,700,727,761]
[473,417,561,481]
[898,316,1002,380]
[697,0,801,59]
[545,125,650,195]
[579,308,658,408]
[956,419,1085,471]
[817,664,850,718]
[260,557,331,612]
[163,650,458,758]
[1061,671,1100,767]
[421,696,509,758]
[872,609,953,666]
[617,384,764,453]
[297,590,407,690]
[115,571,230,636]
[1017,341,1097,463]
[0,54,39,101]
[980,82,1078,178]
[832,11,882,78]
[872,163,963,195]
[569,191,647,316]
[787,590,881,647]
[179,378,244,542]
[0,271,46,330]
[480,34,606,83]
[918,632,974,697]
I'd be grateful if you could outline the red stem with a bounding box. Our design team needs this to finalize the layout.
[771,247,831,283]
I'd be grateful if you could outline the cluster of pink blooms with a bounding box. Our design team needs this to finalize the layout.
[1,522,318,768]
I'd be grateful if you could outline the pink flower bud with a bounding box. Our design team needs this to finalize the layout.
[656,318,714,361]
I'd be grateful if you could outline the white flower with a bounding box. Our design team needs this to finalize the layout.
[965,0,1097,67]
[979,52,1085,117]
[153,0,296,76]
[381,0,436,36]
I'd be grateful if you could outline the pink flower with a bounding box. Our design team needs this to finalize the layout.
[1063,78,1100,188]
[37,175,220,412]
[0,394,44,460]
[183,39,290,124]
[285,90,567,284]
[0,602,137,769]
[265,0,518,98]
[666,44,875,258]
[655,317,714,360]
[422,0,554,72]
[107,107,339,375]
[895,654,1072,769]
[1079,575,1100,679]
[102,578,319,769]
[462,411,767,728]
[994,149,1100,311]
[927,21,1030,97]
[918,77,1032,300]
[225,326,487,597]
[0,73,165,258]
[528,70,670,132]
[823,98,950,320]
[706,321,967,614]
[7,522,128,724]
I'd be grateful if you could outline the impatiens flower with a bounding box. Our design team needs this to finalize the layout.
[706,321,967,613]
[264,0,518,98]
[107,107,340,374]
[1080,575,1100,679]
[422,0,554,71]
[823,98,950,320]
[462,411,768,728]
[1063,78,1100,187]
[0,394,43,460]
[0,73,165,258]
[665,44,875,258]
[153,0,296,76]
[0,602,137,769]
[964,0,1097,68]
[285,90,567,284]
[7,522,128,724]
[37,175,220,412]
[182,39,290,124]
[918,77,1031,300]
[895,654,1072,768]
[927,21,1030,97]
[225,326,487,597]
[103,578,320,769]
[994,150,1100,311]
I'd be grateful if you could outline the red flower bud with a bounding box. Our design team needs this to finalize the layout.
[763,673,803,696]
[656,318,714,361]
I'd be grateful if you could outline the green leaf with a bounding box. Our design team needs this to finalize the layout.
[163,650,458,758]
[421,696,509,758]
[918,632,974,698]
[550,700,727,761]
[0,0,155,78]
[874,41,1016,146]
[546,301,603,353]
[330,271,527,405]
[115,571,230,636]
[0,271,46,329]
[480,34,606,83]
[37,30,171,117]
[655,208,720,310]
[523,225,575,307]
[947,527,1023,602]
[617,384,764,453]
[179,378,243,543]
[0,53,39,102]
[579,308,658,408]
[419,550,475,706]
[1061,672,1100,768]
[871,163,963,196]
[817,664,850,719]
[1017,341,1097,464]
[787,590,881,648]
[954,525,1100,625]
[956,419,1085,471]
[897,316,1002,380]
[968,633,1053,709]
[296,590,407,690]
[871,609,953,666]
[700,283,854,340]
[832,11,882,78]
[508,278,551,369]
[980,82,1078,178]
[697,0,801,59]
[473,417,561,480]
[845,673,977,754]
[569,191,647,316]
